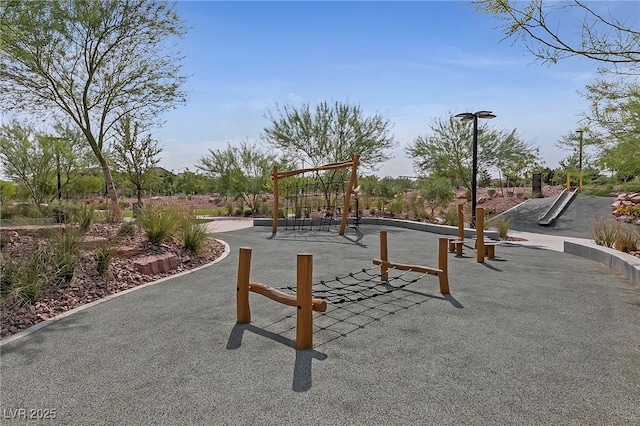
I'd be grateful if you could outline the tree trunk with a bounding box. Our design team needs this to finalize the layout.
[100,159,122,222]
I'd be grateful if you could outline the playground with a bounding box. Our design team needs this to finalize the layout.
[1,220,639,424]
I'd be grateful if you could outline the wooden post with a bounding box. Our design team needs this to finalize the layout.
[380,230,389,282]
[272,166,279,235]
[457,204,464,240]
[438,238,450,294]
[339,155,359,236]
[296,253,313,350]
[476,207,485,263]
[237,247,252,324]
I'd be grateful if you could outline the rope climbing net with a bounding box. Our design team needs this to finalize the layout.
[278,169,348,233]
[277,266,429,305]
[271,155,359,236]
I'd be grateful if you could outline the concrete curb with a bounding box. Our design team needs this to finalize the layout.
[253,217,500,240]
[0,239,232,346]
[564,240,640,285]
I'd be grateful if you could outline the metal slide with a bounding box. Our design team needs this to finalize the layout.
[537,188,579,226]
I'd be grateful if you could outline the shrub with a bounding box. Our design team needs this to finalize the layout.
[487,189,496,198]
[614,229,638,253]
[181,220,208,253]
[74,203,94,232]
[118,220,136,236]
[136,205,180,244]
[0,206,14,219]
[1,243,55,307]
[444,206,459,226]
[0,234,9,249]
[96,244,116,276]
[51,228,82,284]
[493,216,511,239]
[614,205,640,218]
[389,198,403,215]
[17,203,43,218]
[591,218,621,248]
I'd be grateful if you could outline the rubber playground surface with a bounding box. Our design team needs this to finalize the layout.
[2,202,640,424]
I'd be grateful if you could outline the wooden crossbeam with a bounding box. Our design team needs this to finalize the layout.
[372,259,442,276]
[376,231,450,295]
[248,281,327,312]
[273,159,355,179]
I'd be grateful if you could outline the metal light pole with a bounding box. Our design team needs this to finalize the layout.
[576,129,584,172]
[576,129,584,191]
[455,110,496,227]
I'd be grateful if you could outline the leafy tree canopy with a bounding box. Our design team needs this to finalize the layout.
[262,101,397,172]
[473,0,640,75]
[0,0,188,220]
[405,112,541,191]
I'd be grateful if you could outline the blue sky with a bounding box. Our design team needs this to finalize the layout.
[154,0,635,177]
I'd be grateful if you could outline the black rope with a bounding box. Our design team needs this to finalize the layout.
[276,266,428,305]
[279,171,348,233]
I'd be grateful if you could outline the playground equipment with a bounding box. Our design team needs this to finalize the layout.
[566,173,583,191]
[235,231,451,349]
[271,155,359,236]
[447,204,466,256]
[447,206,498,262]
[236,247,326,350]
[373,230,450,295]
[538,188,579,226]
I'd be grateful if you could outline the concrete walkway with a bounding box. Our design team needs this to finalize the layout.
[1,223,638,425]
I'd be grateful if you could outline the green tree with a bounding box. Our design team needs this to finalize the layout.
[473,0,640,75]
[175,170,212,195]
[0,0,188,221]
[406,113,540,192]
[0,120,89,211]
[198,141,278,213]
[262,101,397,172]
[417,176,454,217]
[66,175,105,198]
[111,116,162,210]
[0,180,17,204]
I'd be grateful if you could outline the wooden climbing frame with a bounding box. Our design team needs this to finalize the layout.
[271,155,360,236]
[372,231,450,295]
[236,247,327,350]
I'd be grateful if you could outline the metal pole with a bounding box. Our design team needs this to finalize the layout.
[56,141,62,201]
[577,130,583,172]
[471,115,478,228]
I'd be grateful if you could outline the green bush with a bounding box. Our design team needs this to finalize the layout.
[1,244,55,307]
[181,220,208,253]
[118,220,136,236]
[614,229,638,253]
[136,205,180,244]
[74,203,95,232]
[444,206,459,226]
[0,206,15,219]
[96,244,116,276]
[389,198,404,215]
[591,218,621,248]
[51,228,82,284]
[17,203,43,218]
[493,216,511,239]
